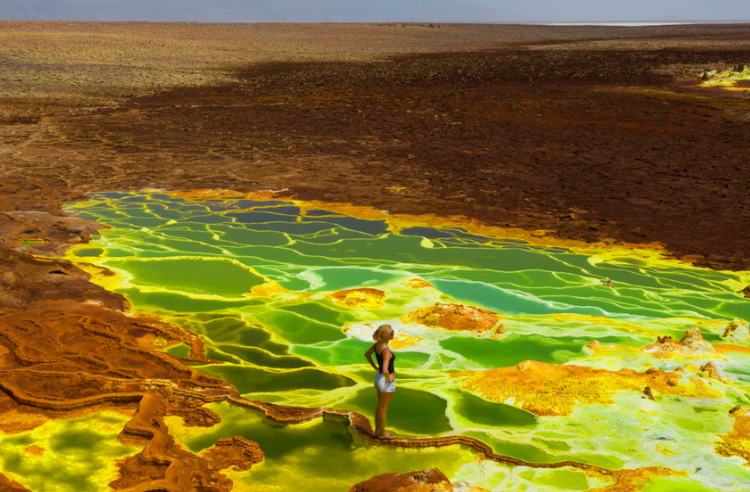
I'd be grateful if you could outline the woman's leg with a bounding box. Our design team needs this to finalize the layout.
[375,389,395,437]
[375,389,385,435]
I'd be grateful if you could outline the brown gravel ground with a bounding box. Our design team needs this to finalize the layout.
[2,22,749,269]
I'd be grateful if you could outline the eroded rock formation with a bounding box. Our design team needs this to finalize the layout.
[112,391,263,491]
[0,247,125,314]
[0,243,255,489]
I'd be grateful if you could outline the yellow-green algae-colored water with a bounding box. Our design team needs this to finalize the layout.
[0,412,138,491]
[49,191,750,491]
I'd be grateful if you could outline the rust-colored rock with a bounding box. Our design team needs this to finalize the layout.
[0,473,31,492]
[0,247,126,313]
[401,302,501,334]
[348,468,449,492]
[349,468,490,492]
[200,436,264,472]
[23,445,45,456]
[721,320,750,343]
[0,210,101,255]
[0,263,239,491]
[698,362,722,381]
[723,320,743,337]
[112,392,262,491]
[0,300,225,415]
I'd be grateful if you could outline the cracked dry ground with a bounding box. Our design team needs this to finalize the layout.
[1,24,750,491]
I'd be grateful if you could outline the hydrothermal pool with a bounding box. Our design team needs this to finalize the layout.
[60,191,750,491]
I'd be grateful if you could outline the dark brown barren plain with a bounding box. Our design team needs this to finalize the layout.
[1,22,750,491]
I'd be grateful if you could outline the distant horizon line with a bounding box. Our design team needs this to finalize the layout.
[534,21,750,26]
[1,19,750,25]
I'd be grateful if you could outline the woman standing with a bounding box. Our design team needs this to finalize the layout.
[364,324,396,439]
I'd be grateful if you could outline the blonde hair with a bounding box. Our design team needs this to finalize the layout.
[372,324,392,342]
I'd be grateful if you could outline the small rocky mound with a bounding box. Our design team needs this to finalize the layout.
[722,319,749,341]
[643,325,721,359]
[698,361,722,381]
[330,288,386,309]
[401,278,435,289]
[200,436,264,472]
[401,302,502,334]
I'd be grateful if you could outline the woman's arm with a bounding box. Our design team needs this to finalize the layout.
[364,344,379,371]
[381,349,394,382]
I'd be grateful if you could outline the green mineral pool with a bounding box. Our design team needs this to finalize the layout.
[4,190,748,491]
